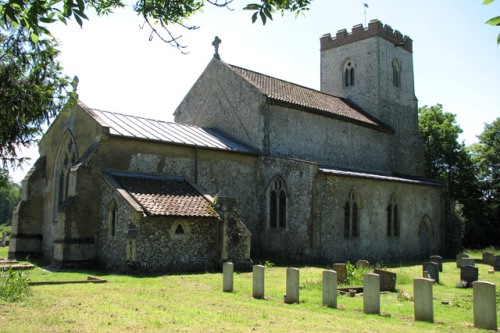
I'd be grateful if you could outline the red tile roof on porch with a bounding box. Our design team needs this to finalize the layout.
[105,172,219,218]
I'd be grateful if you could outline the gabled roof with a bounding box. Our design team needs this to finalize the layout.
[82,104,255,154]
[104,171,219,218]
[226,64,392,132]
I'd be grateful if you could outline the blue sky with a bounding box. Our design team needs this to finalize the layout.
[10,0,500,182]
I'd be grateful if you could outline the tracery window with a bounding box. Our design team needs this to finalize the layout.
[387,194,399,237]
[56,135,77,208]
[344,61,355,87]
[268,177,287,229]
[344,190,359,237]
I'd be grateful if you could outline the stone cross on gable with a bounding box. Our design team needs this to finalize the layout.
[212,36,221,59]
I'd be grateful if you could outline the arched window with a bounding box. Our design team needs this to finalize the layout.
[344,190,359,237]
[392,59,401,88]
[108,200,117,237]
[387,194,399,237]
[268,177,287,229]
[55,133,77,209]
[344,61,355,87]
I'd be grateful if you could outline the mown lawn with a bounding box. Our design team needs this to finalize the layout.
[0,247,498,332]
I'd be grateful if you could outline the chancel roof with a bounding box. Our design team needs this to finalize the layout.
[85,106,255,154]
[104,172,219,218]
[227,64,391,132]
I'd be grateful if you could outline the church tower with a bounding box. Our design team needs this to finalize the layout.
[320,19,423,176]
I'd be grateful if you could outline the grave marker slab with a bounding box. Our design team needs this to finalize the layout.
[223,262,234,292]
[456,253,469,268]
[422,262,439,283]
[356,259,370,269]
[363,273,380,315]
[0,233,6,247]
[285,267,299,304]
[459,258,475,268]
[473,281,497,331]
[252,265,265,299]
[374,268,397,292]
[414,278,434,323]
[494,256,500,272]
[482,252,494,266]
[332,263,346,282]
[460,265,478,286]
[322,270,337,308]
[430,255,443,272]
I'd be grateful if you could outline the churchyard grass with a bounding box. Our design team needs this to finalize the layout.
[0,247,499,332]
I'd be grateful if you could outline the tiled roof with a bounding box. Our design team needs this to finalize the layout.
[84,106,255,154]
[106,172,219,218]
[227,64,390,131]
[319,166,443,187]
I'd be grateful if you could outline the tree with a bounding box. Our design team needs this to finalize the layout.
[0,0,312,50]
[469,118,500,246]
[418,104,483,248]
[0,26,77,167]
[483,0,500,44]
[0,169,20,225]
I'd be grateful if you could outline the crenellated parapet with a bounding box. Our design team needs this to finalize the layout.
[320,19,413,52]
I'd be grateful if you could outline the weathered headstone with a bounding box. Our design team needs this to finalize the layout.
[473,281,497,331]
[482,252,494,266]
[414,278,434,323]
[459,258,475,268]
[430,255,443,272]
[374,268,397,292]
[460,265,479,286]
[456,253,469,268]
[322,270,337,308]
[356,259,370,269]
[252,265,265,299]
[494,256,500,272]
[285,267,299,304]
[363,273,380,315]
[223,262,234,292]
[332,263,347,282]
[422,262,439,283]
[0,233,6,247]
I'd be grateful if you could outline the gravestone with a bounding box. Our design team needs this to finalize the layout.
[223,262,234,292]
[373,268,397,292]
[332,263,347,282]
[422,262,439,283]
[460,265,478,286]
[414,278,434,323]
[285,267,299,304]
[482,252,494,266]
[494,256,500,272]
[356,259,370,269]
[459,258,475,268]
[363,273,380,315]
[252,265,265,299]
[456,253,469,268]
[429,255,443,272]
[0,233,6,247]
[473,281,497,331]
[322,270,337,308]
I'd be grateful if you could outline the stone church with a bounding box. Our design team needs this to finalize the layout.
[9,19,445,273]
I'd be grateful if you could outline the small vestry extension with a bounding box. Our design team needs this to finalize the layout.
[9,20,447,273]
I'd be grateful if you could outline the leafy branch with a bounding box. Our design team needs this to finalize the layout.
[483,0,500,44]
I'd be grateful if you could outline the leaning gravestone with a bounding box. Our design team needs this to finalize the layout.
[0,233,6,247]
[423,262,439,283]
[482,252,494,266]
[374,268,397,292]
[460,265,479,286]
[332,263,347,282]
[456,253,469,268]
[430,255,443,272]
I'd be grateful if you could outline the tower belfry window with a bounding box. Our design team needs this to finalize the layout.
[392,59,401,88]
[344,61,355,87]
